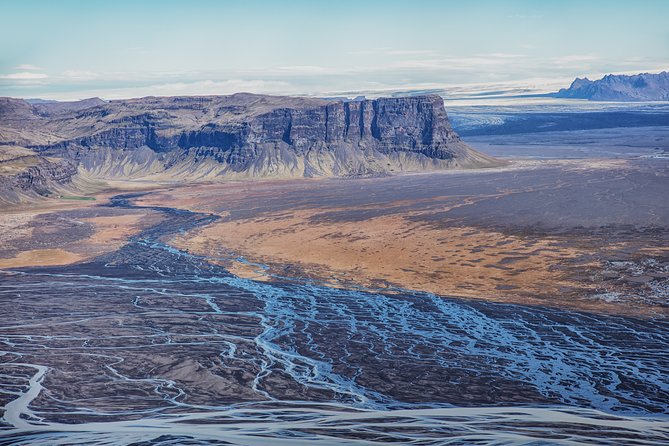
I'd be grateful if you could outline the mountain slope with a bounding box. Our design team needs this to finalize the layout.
[0,93,499,199]
[554,72,669,101]
[0,146,82,206]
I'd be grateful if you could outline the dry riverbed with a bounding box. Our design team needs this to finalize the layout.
[138,159,669,316]
[2,159,667,317]
[0,188,163,268]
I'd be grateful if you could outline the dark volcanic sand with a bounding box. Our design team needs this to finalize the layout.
[154,158,669,314]
[1,181,669,444]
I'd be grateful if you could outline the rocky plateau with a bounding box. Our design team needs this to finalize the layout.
[0,94,498,204]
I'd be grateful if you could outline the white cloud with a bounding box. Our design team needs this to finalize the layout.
[240,53,532,79]
[385,49,438,56]
[551,55,599,64]
[142,79,293,95]
[0,72,49,80]
[14,64,43,71]
[386,54,528,71]
[274,65,328,74]
[324,77,571,101]
[479,53,527,59]
[62,70,99,80]
[346,47,392,55]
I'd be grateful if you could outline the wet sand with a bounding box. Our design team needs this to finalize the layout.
[0,190,668,444]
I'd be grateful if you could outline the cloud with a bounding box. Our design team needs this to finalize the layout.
[241,53,532,79]
[551,55,599,64]
[385,49,438,56]
[14,64,43,71]
[273,65,328,74]
[143,79,293,95]
[62,70,99,80]
[10,67,669,103]
[346,47,392,55]
[479,53,526,59]
[0,72,49,80]
[386,54,529,71]
[323,77,571,101]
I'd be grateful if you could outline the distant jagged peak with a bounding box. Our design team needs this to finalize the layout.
[25,97,105,106]
[569,77,592,88]
[555,71,669,101]
[0,96,107,119]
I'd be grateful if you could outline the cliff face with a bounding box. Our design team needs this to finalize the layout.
[555,72,669,101]
[0,93,499,182]
[7,158,78,195]
[0,146,79,206]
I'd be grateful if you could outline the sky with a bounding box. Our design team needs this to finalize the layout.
[1,0,667,100]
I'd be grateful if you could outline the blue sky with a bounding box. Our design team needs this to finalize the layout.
[1,0,667,99]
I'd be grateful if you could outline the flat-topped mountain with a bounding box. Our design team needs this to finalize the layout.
[0,93,499,204]
[554,72,669,101]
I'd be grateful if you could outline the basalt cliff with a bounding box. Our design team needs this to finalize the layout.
[0,93,499,204]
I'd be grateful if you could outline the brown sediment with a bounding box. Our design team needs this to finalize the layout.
[2,159,667,316]
[0,187,164,268]
[0,248,83,268]
[81,214,149,249]
[138,163,668,317]
[172,213,666,316]
[171,210,589,306]
[224,260,272,282]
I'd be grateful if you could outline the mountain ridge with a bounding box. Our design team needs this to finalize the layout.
[0,93,500,204]
[554,72,669,101]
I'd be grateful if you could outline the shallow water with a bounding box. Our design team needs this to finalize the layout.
[1,194,668,444]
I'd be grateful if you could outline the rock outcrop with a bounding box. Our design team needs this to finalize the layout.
[0,146,79,206]
[554,72,669,101]
[6,157,78,195]
[0,93,499,185]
